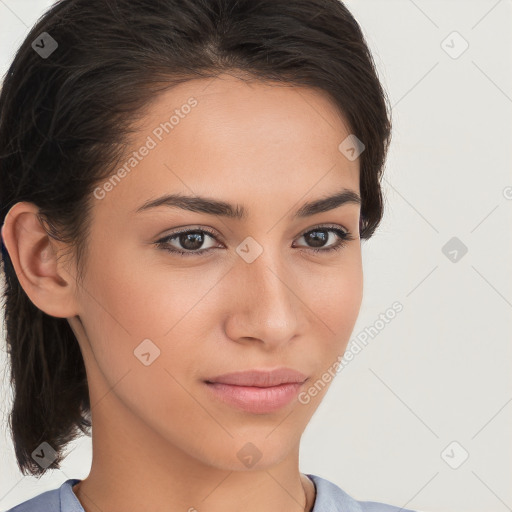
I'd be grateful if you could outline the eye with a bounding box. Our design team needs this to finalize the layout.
[155,226,220,257]
[154,224,355,257]
[293,224,355,254]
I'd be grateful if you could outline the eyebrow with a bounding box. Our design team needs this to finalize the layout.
[135,188,361,220]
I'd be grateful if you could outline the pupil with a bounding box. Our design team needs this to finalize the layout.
[307,230,327,248]
[180,232,204,250]
[177,229,330,251]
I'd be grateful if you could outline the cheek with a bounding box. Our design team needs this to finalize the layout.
[76,250,210,429]
[301,256,364,375]
[78,236,362,381]
[73,239,363,467]
[83,243,363,349]
[304,252,363,331]
[77,243,224,382]
[82,246,204,339]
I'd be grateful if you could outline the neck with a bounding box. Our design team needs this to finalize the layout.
[72,376,317,512]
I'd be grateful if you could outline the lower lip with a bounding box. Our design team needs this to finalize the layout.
[204,381,304,414]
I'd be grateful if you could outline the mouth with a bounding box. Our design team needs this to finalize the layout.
[204,367,308,387]
[203,368,308,414]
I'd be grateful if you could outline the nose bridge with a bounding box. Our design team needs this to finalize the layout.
[229,239,301,343]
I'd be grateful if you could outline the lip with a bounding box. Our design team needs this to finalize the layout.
[205,368,308,387]
[203,368,308,414]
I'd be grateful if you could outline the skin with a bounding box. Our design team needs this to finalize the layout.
[1,72,363,512]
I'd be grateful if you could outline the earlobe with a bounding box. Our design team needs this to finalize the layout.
[1,201,79,318]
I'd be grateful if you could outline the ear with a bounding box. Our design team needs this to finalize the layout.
[1,201,80,318]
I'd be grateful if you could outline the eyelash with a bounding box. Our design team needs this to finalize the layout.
[155,224,355,257]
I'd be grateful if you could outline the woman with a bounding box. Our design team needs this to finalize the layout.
[0,0,416,511]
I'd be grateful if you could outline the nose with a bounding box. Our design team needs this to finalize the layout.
[223,251,303,349]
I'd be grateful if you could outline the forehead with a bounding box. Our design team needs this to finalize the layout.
[93,73,360,219]
[140,73,353,150]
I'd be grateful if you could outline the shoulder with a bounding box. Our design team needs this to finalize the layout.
[307,474,419,512]
[5,475,418,512]
[4,479,82,512]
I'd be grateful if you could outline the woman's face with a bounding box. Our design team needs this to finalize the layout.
[70,73,363,471]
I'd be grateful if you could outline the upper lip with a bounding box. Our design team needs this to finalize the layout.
[205,368,308,387]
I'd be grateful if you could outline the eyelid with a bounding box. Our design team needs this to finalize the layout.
[299,222,349,236]
[154,225,223,254]
[158,223,349,240]
[159,225,220,239]
[155,223,354,256]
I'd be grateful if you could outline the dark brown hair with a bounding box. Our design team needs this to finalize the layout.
[0,0,392,476]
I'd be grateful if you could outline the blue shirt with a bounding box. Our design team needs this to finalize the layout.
[4,474,417,512]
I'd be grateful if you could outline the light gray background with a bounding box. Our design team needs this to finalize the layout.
[0,1,511,511]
